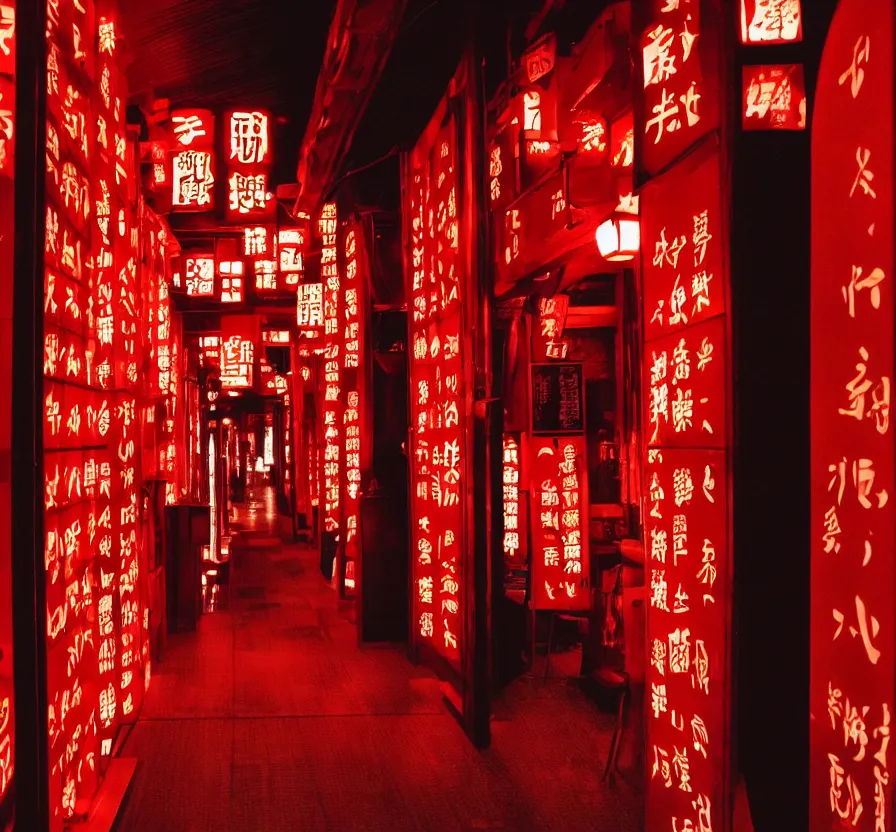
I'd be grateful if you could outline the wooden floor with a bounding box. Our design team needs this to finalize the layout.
[115,488,642,831]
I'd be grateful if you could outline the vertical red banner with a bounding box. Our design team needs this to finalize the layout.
[319,203,342,545]
[340,220,365,596]
[641,147,731,832]
[406,112,465,673]
[810,3,894,829]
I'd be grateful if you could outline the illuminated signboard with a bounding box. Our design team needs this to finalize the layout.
[810,2,893,829]
[171,147,215,209]
[226,110,273,220]
[641,148,730,832]
[742,64,807,132]
[184,256,215,297]
[638,2,718,178]
[262,329,290,345]
[297,282,323,338]
[44,7,150,822]
[320,203,341,538]
[219,335,254,389]
[199,334,221,365]
[533,295,570,361]
[340,222,365,596]
[254,258,278,292]
[502,435,526,566]
[739,0,802,45]
[219,260,244,304]
[611,110,635,168]
[171,108,214,148]
[278,226,306,285]
[243,225,271,257]
[407,115,465,669]
[575,113,609,160]
[530,435,589,610]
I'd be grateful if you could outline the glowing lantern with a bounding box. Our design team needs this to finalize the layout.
[596,214,640,262]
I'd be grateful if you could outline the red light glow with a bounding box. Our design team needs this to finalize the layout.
[184,256,215,297]
[742,64,807,131]
[320,203,341,535]
[407,119,464,667]
[170,108,214,148]
[262,329,290,345]
[810,2,894,828]
[533,295,570,361]
[530,436,589,610]
[219,335,254,389]
[641,149,731,832]
[502,435,525,565]
[739,0,802,45]
[297,282,323,338]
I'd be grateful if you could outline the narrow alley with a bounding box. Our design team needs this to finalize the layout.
[116,487,639,831]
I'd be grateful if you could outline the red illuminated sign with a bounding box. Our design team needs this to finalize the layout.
[243,225,272,257]
[742,64,807,132]
[407,117,465,668]
[171,149,215,210]
[171,108,214,148]
[254,259,278,292]
[297,282,323,338]
[340,222,365,596]
[219,259,244,304]
[278,226,306,284]
[810,2,894,829]
[530,436,589,610]
[225,110,273,221]
[184,256,215,297]
[739,0,802,45]
[502,435,526,566]
[227,110,270,166]
[320,203,341,536]
[533,295,570,361]
[524,33,556,83]
[638,2,718,178]
[576,113,608,160]
[44,8,152,820]
[199,335,221,365]
[219,335,254,389]
[611,111,634,168]
[641,147,731,832]
[262,329,290,345]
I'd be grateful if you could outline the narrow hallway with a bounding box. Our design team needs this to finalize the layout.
[115,490,639,832]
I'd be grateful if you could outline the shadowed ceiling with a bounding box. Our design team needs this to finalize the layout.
[120,0,338,182]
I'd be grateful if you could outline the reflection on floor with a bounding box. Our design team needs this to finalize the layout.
[116,488,641,831]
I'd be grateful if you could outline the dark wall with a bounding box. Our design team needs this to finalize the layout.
[731,3,840,830]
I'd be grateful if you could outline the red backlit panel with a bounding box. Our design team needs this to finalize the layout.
[407,116,465,671]
[0,0,14,806]
[45,4,150,824]
[739,0,802,45]
[530,436,589,610]
[262,329,290,345]
[638,1,719,178]
[171,108,214,149]
[533,295,569,361]
[611,110,635,168]
[225,110,273,222]
[320,203,341,536]
[297,281,323,338]
[171,150,215,210]
[185,256,215,297]
[742,64,806,132]
[219,335,254,390]
[502,435,526,566]
[641,148,731,832]
[243,225,272,257]
[340,222,365,596]
[278,226,306,286]
[810,2,894,828]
